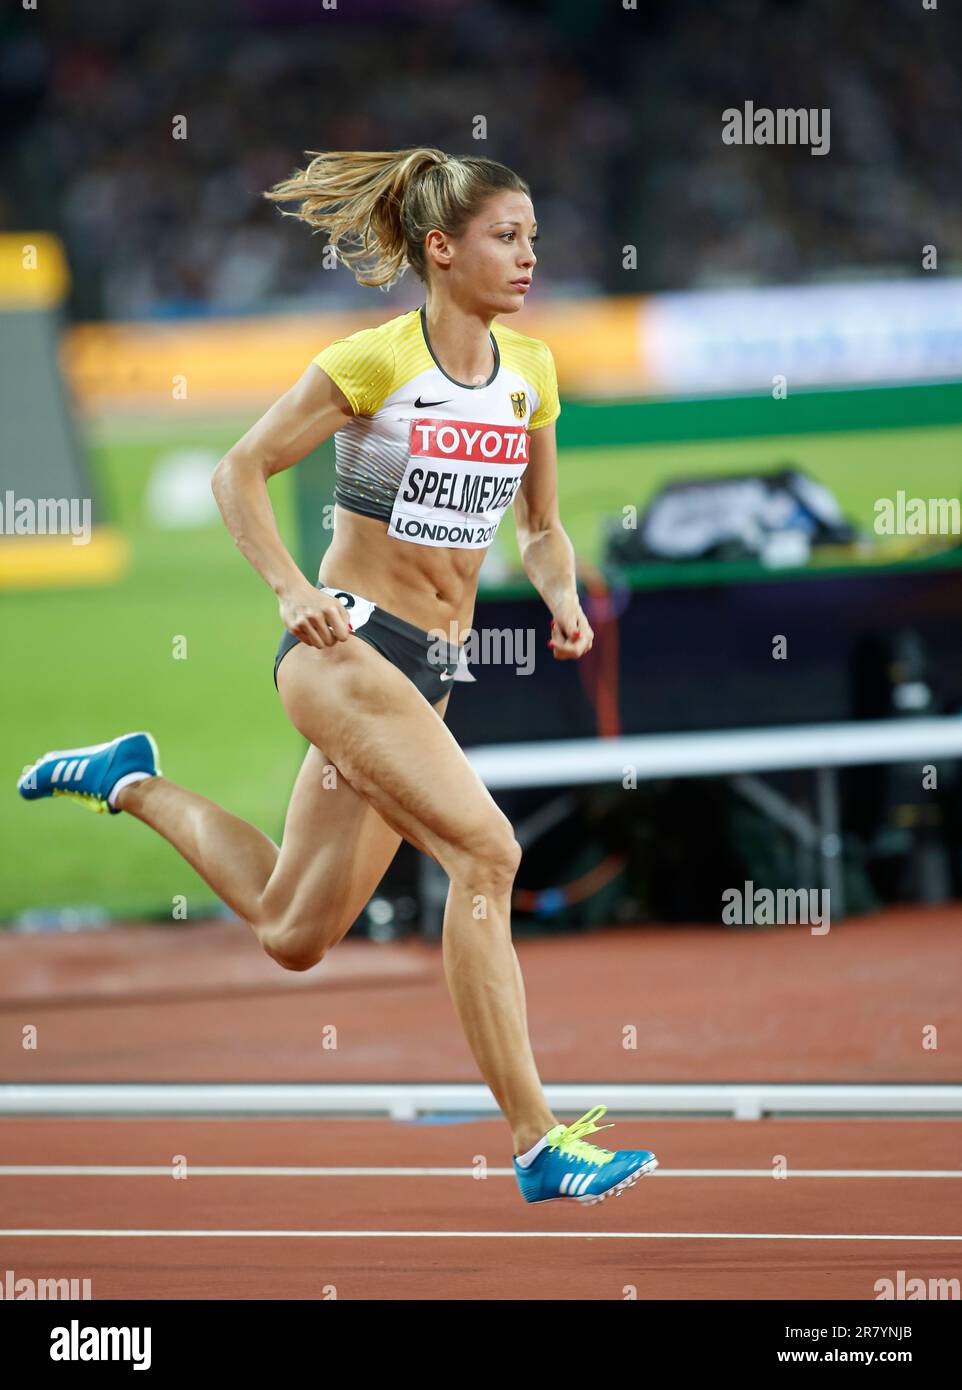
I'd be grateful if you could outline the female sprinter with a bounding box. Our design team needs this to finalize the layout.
[19,148,657,1205]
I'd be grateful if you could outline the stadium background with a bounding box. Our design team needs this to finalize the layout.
[2,0,961,928]
[3,0,962,1314]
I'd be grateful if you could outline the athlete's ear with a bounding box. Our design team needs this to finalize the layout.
[424,227,454,269]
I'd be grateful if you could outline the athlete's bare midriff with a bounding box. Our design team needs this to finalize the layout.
[317,505,484,641]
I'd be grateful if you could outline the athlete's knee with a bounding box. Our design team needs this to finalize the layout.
[260,921,329,973]
[449,824,522,892]
[266,939,325,973]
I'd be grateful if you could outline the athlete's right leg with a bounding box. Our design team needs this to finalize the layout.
[115,739,403,968]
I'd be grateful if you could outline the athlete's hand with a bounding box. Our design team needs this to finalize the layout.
[279,580,353,648]
[547,602,593,660]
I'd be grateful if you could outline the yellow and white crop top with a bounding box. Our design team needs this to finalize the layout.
[311,304,560,550]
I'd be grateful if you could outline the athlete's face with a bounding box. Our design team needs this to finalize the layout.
[428,191,538,314]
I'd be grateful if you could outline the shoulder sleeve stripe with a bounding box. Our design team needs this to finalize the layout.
[494,329,561,429]
[312,327,397,416]
[391,314,434,390]
[527,341,561,430]
[313,311,425,412]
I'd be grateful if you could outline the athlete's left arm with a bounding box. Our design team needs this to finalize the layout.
[512,423,593,659]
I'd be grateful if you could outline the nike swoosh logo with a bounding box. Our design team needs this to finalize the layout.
[414,396,451,408]
[439,670,453,681]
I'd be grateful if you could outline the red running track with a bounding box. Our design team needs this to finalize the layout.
[1,908,959,1297]
[0,1117,959,1299]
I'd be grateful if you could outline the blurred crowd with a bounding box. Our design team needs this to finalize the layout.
[1,0,958,320]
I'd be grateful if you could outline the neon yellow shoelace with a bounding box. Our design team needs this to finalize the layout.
[547,1104,617,1166]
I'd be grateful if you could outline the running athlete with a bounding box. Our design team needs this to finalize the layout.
[18,148,657,1205]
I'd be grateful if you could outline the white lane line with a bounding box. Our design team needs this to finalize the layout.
[4,1081,962,1119]
[1,1229,960,1241]
[0,1166,959,1178]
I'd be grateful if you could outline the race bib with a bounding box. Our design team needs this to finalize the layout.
[389,417,529,549]
[319,586,376,630]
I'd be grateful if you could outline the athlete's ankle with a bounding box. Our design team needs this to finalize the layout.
[112,772,158,812]
[513,1119,557,1155]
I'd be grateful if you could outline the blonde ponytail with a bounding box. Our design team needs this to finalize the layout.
[264,146,529,290]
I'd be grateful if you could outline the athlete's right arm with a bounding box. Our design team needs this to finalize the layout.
[211,364,352,648]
